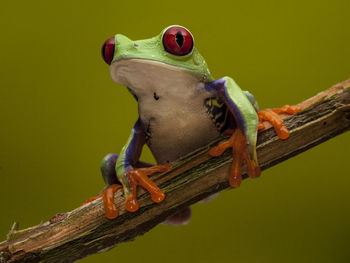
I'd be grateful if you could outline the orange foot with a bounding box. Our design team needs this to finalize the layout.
[82,184,122,219]
[258,105,301,139]
[209,129,261,187]
[123,164,172,213]
[82,163,172,219]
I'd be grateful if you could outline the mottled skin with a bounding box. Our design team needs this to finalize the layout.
[83,26,300,223]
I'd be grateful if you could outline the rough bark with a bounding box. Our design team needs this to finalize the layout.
[1,79,350,263]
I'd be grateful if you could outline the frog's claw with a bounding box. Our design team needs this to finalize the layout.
[123,164,172,213]
[258,105,301,139]
[209,129,260,187]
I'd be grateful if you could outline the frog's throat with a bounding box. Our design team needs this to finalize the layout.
[109,58,215,107]
[109,58,204,87]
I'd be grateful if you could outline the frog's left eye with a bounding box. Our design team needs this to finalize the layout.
[101,37,115,65]
[162,26,194,56]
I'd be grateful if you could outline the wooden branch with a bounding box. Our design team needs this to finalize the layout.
[1,79,350,263]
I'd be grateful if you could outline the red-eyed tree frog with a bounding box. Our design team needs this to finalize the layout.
[83,26,300,224]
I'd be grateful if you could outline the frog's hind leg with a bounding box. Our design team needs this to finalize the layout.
[243,91,301,139]
[81,154,122,217]
[163,207,192,226]
[164,192,221,225]
[99,153,122,219]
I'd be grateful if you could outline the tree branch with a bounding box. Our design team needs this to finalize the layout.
[1,79,350,263]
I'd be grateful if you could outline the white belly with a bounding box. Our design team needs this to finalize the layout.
[140,98,221,163]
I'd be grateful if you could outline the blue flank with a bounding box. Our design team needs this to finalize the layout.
[205,79,247,135]
[115,118,147,196]
[205,77,259,164]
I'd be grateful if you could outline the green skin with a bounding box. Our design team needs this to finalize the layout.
[106,25,259,211]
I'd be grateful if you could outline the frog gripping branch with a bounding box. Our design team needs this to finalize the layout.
[2,49,350,263]
[84,25,300,222]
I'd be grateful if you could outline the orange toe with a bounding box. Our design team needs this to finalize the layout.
[272,104,301,115]
[125,197,139,212]
[81,194,102,206]
[258,122,265,131]
[258,109,290,139]
[210,129,261,188]
[102,184,122,219]
[258,104,300,139]
[124,163,172,213]
[82,184,122,219]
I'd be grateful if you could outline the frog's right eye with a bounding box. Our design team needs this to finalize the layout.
[162,26,194,56]
[101,37,115,65]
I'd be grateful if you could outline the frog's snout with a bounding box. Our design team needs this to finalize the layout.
[102,34,135,65]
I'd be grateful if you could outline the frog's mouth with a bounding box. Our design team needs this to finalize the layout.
[110,58,204,95]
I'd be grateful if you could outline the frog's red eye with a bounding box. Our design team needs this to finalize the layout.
[162,26,194,56]
[101,37,115,65]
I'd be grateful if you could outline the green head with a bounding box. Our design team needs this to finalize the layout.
[102,25,213,82]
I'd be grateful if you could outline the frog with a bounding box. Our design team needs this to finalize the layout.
[83,25,300,224]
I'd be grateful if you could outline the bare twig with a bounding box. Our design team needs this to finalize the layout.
[6,222,45,242]
[1,79,350,263]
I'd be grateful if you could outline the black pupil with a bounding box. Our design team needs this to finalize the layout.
[102,43,106,58]
[175,31,184,47]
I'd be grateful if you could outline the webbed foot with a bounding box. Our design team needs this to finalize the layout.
[258,105,301,139]
[124,164,172,213]
[82,164,172,219]
[209,129,261,187]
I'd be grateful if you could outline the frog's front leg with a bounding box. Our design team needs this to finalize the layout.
[98,153,160,219]
[205,77,261,187]
[111,118,172,219]
[83,119,172,219]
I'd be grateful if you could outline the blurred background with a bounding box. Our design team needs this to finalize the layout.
[1,0,349,262]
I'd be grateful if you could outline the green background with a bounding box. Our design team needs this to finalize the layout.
[1,0,350,262]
